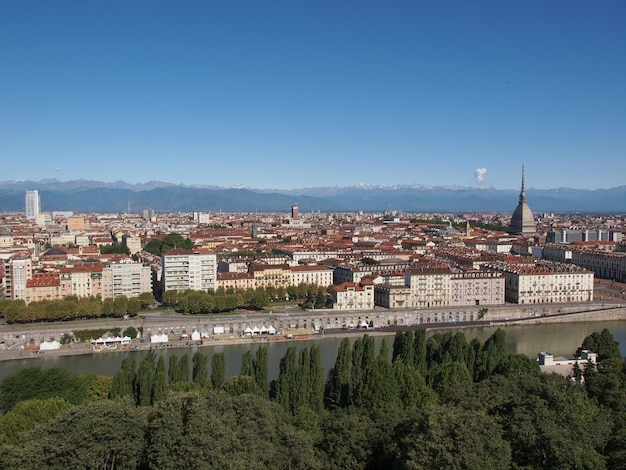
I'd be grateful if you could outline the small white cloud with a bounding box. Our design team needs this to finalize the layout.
[54,166,62,172]
[474,168,487,184]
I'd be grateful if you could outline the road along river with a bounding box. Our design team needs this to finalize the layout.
[1,320,625,382]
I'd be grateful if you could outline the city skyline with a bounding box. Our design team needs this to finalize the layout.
[1,1,624,191]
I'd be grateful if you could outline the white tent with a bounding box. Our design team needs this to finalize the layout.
[39,340,61,350]
[243,326,253,335]
[268,325,276,335]
[191,330,201,341]
[150,332,169,343]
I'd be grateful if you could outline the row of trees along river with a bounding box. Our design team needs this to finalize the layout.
[1,326,626,468]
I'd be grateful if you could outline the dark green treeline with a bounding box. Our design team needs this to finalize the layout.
[2,328,626,469]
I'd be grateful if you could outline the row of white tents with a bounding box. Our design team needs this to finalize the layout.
[91,336,132,351]
[243,325,277,335]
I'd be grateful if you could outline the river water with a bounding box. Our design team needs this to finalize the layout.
[1,321,625,382]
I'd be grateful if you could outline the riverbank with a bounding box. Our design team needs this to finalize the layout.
[2,303,625,363]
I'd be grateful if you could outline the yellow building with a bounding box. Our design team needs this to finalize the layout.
[250,263,292,289]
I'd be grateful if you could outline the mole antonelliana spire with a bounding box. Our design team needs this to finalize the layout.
[509,165,536,235]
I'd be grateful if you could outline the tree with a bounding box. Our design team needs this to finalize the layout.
[309,344,324,413]
[392,330,414,364]
[153,355,167,402]
[145,391,320,469]
[211,352,226,389]
[413,329,427,375]
[393,361,437,409]
[241,350,254,376]
[137,292,155,309]
[327,337,352,408]
[275,346,298,413]
[168,354,180,384]
[177,354,190,383]
[577,328,622,361]
[222,375,263,397]
[0,367,88,413]
[391,405,512,469]
[3,398,147,470]
[192,351,209,386]
[162,289,180,308]
[136,354,155,406]
[0,397,72,446]
[253,346,269,398]
[99,241,130,255]
[109,357,136,399]
[123,326,138,339]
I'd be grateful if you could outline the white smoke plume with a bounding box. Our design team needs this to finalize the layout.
[474,168,487,184]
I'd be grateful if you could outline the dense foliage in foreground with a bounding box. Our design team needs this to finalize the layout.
[1,328,625,469]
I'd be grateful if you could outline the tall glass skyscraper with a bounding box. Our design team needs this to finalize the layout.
[25,190,41,220]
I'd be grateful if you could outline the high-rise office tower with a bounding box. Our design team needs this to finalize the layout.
[25,190,41,220]
[291,203,299,220]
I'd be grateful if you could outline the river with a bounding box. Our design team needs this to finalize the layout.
[1,321,625,382]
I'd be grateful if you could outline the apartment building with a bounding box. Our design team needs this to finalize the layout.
[449,271,505,306]
[542,244,626,283]
[483,260,594,304]
[216,272,255,290]
[60,263,104,299]
[249,263,291,289]
[24,273,62,303]
[333,280,374,310]
[290,265,334,287]
[3,256,32,300]
[161,249,217,293]
[102,260,153,299]
[405,265,453,308]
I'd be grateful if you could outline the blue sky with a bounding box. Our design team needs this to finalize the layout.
[1,1,624,190]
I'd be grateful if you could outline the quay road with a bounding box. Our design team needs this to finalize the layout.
[2,300,624,352]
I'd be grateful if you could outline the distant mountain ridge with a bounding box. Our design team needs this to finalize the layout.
[0,179,624,213]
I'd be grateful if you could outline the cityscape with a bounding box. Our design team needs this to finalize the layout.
[2,1,625,467]
[2,169,625,326]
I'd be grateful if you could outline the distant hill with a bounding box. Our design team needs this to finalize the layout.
[0,179,624,213]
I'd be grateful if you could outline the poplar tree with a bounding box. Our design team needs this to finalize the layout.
[392,330,414,364]
[309,344,324,413]
[413,329,428,375]
[136,356,155,406]
[275,347,297,413]
[192,351,209,386]
[152,356,167,402]
[241,350,254,377]
[168,355,179,384]
[177,354,190,383]
[110,357,136,399]
[335,338,353,407]
[295,348,311,411]
[211,352,226,389]
[253,346,269,397]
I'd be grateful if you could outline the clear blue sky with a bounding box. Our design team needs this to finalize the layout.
[1,1,624,190]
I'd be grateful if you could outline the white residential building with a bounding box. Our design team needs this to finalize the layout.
[483,260,594,304]
[291,265,334,287]
[450,271,505,306]
[162,249,217,293]
[102,260,152,299]
[405,266,453,309]
[333,280,375,310]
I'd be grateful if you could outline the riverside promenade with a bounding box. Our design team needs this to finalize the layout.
[1,300,625,363]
